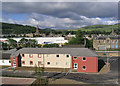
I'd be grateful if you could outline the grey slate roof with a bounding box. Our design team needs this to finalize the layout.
[0,52,11,59]
[95,35,120,40]
[10,48,98,57]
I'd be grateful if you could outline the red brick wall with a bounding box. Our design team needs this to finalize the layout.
[10,57,19,67]
[72,56,98,73]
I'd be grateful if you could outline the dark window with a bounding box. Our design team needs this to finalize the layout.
[82,57,86,61]
[82,66,86,70]
[13,57,15,60]
[30,61,33,65]
[74,57,77,59]
[66,55,69,57]
[22,54,24,57]
[2,60,4,63]
[56,55,59,57]
[38,61,41,65]
[9,61,11,63]
[47,62,50,65]
[22,61,25,64]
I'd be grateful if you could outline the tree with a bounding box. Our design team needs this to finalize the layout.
[18,38,29,47]
[43,43,59,48]
[85,39,93,48]
[68,30,85,45]
[7,38,17,48]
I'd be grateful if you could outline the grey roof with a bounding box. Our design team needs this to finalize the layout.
[10,48,98,57]
[0,52,11,59]
[95,35,120,40]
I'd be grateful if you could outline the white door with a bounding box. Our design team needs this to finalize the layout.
[73,63,78,69]
[13,62,16,67]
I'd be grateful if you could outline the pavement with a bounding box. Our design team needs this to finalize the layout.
[1,77,36,85]
[1,57,119,84]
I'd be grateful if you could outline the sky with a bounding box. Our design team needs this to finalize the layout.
[2,1,119,29]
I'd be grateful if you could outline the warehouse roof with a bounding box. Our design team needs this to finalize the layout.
[0,52,11,59]
[10,48,98,57]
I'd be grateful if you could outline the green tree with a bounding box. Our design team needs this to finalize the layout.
[43,43,59,48]
[7,38,17,48]
[68,30,85,45]
[85,39,93,48]
[18,38,29,47]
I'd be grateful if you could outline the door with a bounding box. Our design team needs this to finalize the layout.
[73,63,78,69]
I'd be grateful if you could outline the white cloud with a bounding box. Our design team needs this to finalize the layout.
[2,13,118,29]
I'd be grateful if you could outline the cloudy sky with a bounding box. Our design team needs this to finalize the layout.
[2,2,118,29]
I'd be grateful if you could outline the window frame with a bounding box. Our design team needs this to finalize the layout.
[29,54,33,58]
[13,57,15,60]
[30,61,33,65]
[74,57,77,60]
[73,63,78,69]
[38,54,41,58]
[56,55,59,57]
[82,57,86,61]
[22,54,24,57]
[22,61,25,64]
[47,62,50,65]
[66,55,69,58]
[38,61,41,65]
[82,66,86,70]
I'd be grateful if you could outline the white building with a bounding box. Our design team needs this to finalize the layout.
[0,37,68,45]
[0,52,11,66]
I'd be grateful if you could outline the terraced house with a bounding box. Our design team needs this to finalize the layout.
[10,48,98,73]
[93,29,120,50]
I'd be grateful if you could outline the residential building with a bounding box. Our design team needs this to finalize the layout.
[93,29,120,50]
[10,48,98,73]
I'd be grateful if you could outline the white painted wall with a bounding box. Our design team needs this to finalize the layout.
[0,37,68,44]
[0,59,11,66]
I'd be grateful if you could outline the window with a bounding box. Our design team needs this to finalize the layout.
[82,66,86,70]
[116,45,118,48]
[47,54,49,57]
[99,40,100,43]
[112,45,114,48]
[73,63,78,69]
[2,60,4,63]
[9,61,11,63]
[30,61,33,65]
[74,57,77,59]
[47,62,50,65]
[66,55,69,58]
[66,62,69,65]
[38,61,41,65]
[56,55,59,57]
[38,54,41,58]
[107,40,109,43]
[13,57,15,60]
[82,57,86,61]
[56,62,58,65]
[22,61,25,64]
[22,54,24,57]
[29,54,33,58]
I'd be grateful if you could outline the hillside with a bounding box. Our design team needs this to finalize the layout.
[1,22,56,35]
[80,24,119,32]
[1,22,120,35]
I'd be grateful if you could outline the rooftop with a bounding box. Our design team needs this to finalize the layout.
[10,48,98,57]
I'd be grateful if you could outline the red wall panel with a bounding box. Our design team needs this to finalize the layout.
[72,56,98,73]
